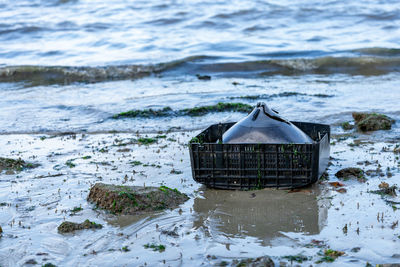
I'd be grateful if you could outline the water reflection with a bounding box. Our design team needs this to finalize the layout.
[193,185,327,245]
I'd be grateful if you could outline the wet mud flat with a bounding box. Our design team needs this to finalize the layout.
[0,123,399,266]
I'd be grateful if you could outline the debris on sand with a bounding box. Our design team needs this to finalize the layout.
[329,181,345,188]
[87,183,189,215]
[335,167,366,182]
[231,256,274,267]
[0,157,38,174]
[352,112,394,131]
[0,225,3,237]
[316,249,345,263]
[370,182,398,197]
[57,219,102,234]
[394,144,400,154]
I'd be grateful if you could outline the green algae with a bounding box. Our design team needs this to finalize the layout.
[112,102,253,119]
[65,159,76,168]
[182,102,252,116]
[130,160,143,166]
[341,121,354,130]
[112,107,173,119]
[159,185,182,195]
[138,137,157,145]
[70,206,83,213]
[144,243,166,252]
[0,157,38,173]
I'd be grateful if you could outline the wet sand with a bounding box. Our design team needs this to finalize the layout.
[0,127,399,266]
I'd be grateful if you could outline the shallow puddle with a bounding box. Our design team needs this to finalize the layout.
[193,187,327,245]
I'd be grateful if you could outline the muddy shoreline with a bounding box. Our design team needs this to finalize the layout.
[0,119,399,266]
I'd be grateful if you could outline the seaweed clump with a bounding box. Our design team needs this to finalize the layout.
[57,219,102,234]
[144,243,166,252]
[87,183,189,215]
[341,121,354,130]
[112,107,173,119]
[352,112,394,131]
[0,157,38,173]
[112,102,253,119]
[182,102,252,116]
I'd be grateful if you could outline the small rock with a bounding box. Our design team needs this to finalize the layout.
[25,259,38,265]
[161,227,179,237]
[351,247,361,253]
[196,74,211,80]
[0,225,2,236]
[335,167,365,181]
[58,219,102,234]
[352,112,394,131]
[87,183,189,215]
[336,188,347,193]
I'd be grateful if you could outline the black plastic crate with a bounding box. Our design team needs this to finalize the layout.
[189,122,330,189]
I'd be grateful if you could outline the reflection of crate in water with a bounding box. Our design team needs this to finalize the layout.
[189,122,330,189]
[192,188,327,243]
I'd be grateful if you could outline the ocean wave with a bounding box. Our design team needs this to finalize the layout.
[1,54,400,85]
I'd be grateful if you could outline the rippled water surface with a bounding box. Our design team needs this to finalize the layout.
[1,0,400,66]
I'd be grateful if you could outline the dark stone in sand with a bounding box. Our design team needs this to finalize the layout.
[0,157,38,173]
[87,183,189,215]
[0,225,2,236]
[232,256,274,267]
[57,219,102,234]
[335,167,365,181]
[196,74,211,80]
[352,112,394,131]
[25,259,38,265]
